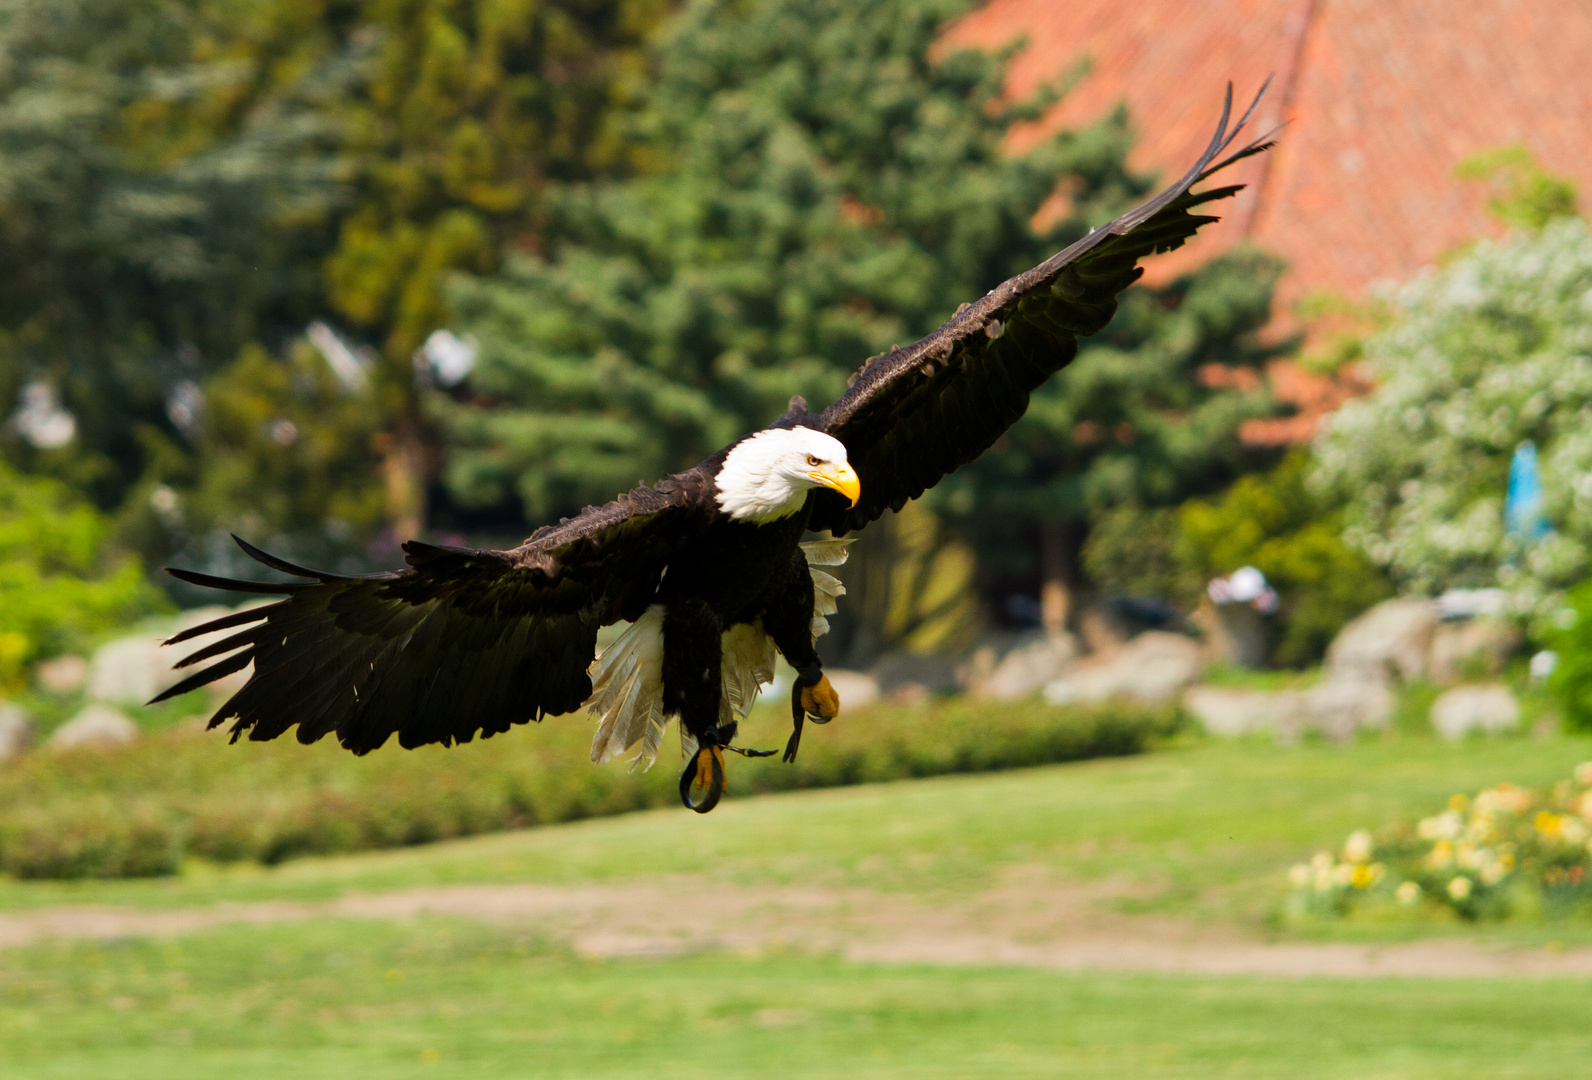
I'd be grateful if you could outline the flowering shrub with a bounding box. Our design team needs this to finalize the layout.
[1287,764,1592,921]
[1313,218,1592,624]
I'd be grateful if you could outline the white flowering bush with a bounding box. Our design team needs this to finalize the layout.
[1314,218,1592,620]
[1286,765,1592,922]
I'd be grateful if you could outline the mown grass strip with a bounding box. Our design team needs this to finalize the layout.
[4,917,1592,1080]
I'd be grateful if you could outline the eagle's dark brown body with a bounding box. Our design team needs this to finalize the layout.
[157,83,1276,811]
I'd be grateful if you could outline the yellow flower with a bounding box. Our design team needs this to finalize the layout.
[1449,793,1470,813]
[1448,876,1473,901]
[1350,864,1375,889]
[1427,840,1454,868]
[1536,811,1564,838]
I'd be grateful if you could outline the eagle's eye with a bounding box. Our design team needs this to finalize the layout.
[804,454,822,466]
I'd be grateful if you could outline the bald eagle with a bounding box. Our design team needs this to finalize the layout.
[156,85,1274,813]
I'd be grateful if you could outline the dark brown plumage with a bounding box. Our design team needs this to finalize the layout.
[157,83,1275,810]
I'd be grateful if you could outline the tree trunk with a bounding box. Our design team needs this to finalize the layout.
[1039,522,1072,637]
[378,424,428,540]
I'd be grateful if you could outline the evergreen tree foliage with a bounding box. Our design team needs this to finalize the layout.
[318,0,667,539]
[326,0,664,363]
[0,0,351,511]
[443,0,1142,525]
[0,0,663,559]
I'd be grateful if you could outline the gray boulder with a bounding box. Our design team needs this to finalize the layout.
[971,631,1079,700]
[34,654,88,695]
[1428,618,1522,685]
[1183,686,1305,737]
[48,704,138,752]
[86,635,164,705]
[1184,679,1390,742]
[1325,598,1439,685]
[1300,679,1395,741]
[0,701,36,762]
[1430,684,1520,740]
[1044,631,1202,705]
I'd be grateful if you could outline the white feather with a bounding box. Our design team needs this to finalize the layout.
[715,427,851,523]
[586,605,665,765]
[583,552,849,766]
[799,538,855,566]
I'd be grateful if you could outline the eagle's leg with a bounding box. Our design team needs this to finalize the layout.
[663,598,732,812]
[761,549,840,764]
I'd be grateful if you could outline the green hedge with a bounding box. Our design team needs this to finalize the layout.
[0,698,1179,879]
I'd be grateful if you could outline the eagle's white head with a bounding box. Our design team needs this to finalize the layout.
[715,426,860,523]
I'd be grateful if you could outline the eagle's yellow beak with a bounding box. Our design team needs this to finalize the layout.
[809,461,861,508]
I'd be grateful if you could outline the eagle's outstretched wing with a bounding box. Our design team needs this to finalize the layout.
[154,469,716,753]
[805,81,1276,535]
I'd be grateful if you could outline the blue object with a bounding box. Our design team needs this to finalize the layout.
[1506,440,1548,542]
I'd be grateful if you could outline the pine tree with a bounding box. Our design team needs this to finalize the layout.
[0,0,351,512]
[443,0,1141,525]
[321,0,666,536]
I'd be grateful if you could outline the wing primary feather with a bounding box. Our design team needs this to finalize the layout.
[163,604,274,645]
[164,567,304,595]
[231,535,351,581]
[149,650,254,703]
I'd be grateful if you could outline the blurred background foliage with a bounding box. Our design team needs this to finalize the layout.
[0,462,170,689]
[13,0,1585,680]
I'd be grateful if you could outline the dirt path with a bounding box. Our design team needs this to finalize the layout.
[5,875,1592,978]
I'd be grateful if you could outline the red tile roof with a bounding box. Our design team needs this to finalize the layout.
[944,0,1592,441]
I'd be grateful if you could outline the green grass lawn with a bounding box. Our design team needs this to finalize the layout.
[7,731,1592,1077]
[5,730,1591,937]
[3,917,1591,1080]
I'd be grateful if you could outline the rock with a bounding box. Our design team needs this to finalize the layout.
[0,701,36,762]
[1430,684,1521,740]
[1427,617,1522,685]
[971,631,1079,700]
[1043,631,1202,705]
[824,669,880,711]
[1325,598,1439,685]
[34,654,88,695]
[872,652,962,696]
[1183,679,1390,742]
[1183,686,1305,737]
[1300,680,1394,741]
[86,635,164,706]
[1078,596,1185,655]
[48,705,138,752]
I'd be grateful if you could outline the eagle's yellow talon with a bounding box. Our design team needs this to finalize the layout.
[694,745,725,792]
[800,675,841,721]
